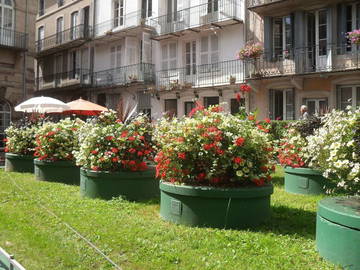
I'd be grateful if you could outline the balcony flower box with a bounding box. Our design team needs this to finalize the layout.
[34,119,83,184]
[347,29,360,45]
[316,196,360,269]
[237,42,264,60]
[154,104,275,229]
[229,75,236,85]
[75,111,158,201]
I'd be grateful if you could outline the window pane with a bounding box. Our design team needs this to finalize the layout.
[273,17,283,58]
[164,99,177,117]
[184,101,195,116]
[204,96,219,107]
[339,87,352,110]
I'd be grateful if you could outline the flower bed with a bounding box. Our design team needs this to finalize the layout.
[75,111,158,200]
[154,105,274,228]
[4,116,42,173]
[34,118,83,184]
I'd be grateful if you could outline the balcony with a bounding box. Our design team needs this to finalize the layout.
[248,0,345,16]
[93,11,153,41]
[156,59,244,90]
[246,44,360,79]
[35,25,92,57]
[150,0,242,40]
[93,63,155,87]
[0,27,27,51]
[36,69,91,91]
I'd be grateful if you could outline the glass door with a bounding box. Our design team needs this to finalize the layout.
[185,41,196,84]
[315,10,330,71]
[70,12,78,40]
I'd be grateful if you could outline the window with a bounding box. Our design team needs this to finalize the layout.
[164,99,177,117]
[273,15,292,59]
[318,10,327,56]
[337,85,360,110]
[138,92,151,117]
[204,96,219,108]
[161,42,177,70]
[207,0,218,13]
[39,0,44,16]
[230,98,245,115]
[69,50,80,79]
[58,0,64,7]
[185,41,196,76]
[184,101,195,116]
[37,26,44,51]
[141,0,152,19]
[0,0,14,45]
[70,11,78,40]
[0,99,11,148]
[304,98,328,116]
[114,0,124,27]
[200,35,219,72]
[54,54,62,86]
[56,17,63,44]
[269,89,295,120]
[110,45,122,69]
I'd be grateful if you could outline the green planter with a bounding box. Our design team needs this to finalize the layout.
[80,167,159,201]
[316,196,360,269]
[5,153,34,173]
[34,159,80,185]
[284,167,328,195]
[160,181,273,229]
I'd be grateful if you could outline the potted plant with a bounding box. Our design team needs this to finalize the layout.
[168,80,180,91]
[4,116,43,173]
[34,118,84,185]
[154,104,275,229]
[229,75,236,85]
[128,75,138,83]
[237,42,264,60]
[75,110,158,201]
[347,29,360,45]
[277,117,332,195]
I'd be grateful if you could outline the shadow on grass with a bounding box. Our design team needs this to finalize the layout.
[253,205,317,240]
[271,175,284,187]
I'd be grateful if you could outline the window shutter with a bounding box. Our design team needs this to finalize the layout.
[200,36,209,65]
[110,47,116,68]
[269,89,274,120]
[210,35,219,64]
[264,16,273,61]
[142,33,151,63]
[337,4,347,54]
[285,89,295,120]
[116,45,122,67]
[161,44,168,70]
[169,43,177,69]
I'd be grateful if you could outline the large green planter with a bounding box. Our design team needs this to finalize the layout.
[80,167,159,201]
[160,181,273,229]
[5,153,34,173]
[284,167,328,195]
[34,159,80,185]
[316,196,360,269]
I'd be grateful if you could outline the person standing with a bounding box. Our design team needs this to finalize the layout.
[300,105,310,120]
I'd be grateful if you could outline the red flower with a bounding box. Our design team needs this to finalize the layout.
[121,131,128,138]
[203,144,213,151]
[260,166,268,173]
[176,137,185,142]
[240,84,251,93]
[178,152,186,160]
[111,148,119,153]
[196,172,206,181]
[112,157,119,162]
[210,177,221,184]
[235,137,245,147]
[264,118,271,124]
[236,93,242,103]
[128,160,136,166]
[128,148,136,154]
[210,106,223,112]
[233,157,243,164]
[91,150,98,155]
[216,149,224,155]
[4,147,8,152]
[105,136,114,141]
[128,136,136,141]
[91,166,100,171]
[248,115,255,121]
[139,136,145,141]
[3,138,7,142]
[137,151,143,156]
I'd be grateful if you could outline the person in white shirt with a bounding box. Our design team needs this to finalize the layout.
[300,105,310,120]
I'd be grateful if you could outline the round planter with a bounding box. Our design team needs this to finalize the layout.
[80,167,159,201]
[284,167,328,195]
[34,159,80,185]
[160,181,274,229]
[316,196,360,269]
[5,153,34,173]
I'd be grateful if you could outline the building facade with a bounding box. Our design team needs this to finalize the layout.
[0,0,37,145]
[246,0,360,120]
[35,0,247,118]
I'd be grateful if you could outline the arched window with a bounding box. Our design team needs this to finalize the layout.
[0,0,14,46]
[0,99,11,148]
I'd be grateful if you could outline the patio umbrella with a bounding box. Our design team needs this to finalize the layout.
[14,96,70,113]
[63,98,108,116]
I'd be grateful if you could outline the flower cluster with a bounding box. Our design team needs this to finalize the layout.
[305,109,360,194]
[74,111,155,172]
[5,125,39,155]
[154,105,274,187]
[347,29,360,45]
[34,118,84,161]
[237,43,264,60]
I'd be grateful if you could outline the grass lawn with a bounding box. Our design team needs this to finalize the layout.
[0,167,340,270]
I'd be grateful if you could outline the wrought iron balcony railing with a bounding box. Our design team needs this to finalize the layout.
[0,27,27,50]
[94,11,150,38]
[150,0,242,38]
[246,44,360,79]
[156,59,244,90]
[93,63,155,87]
[248,0,283,8]
[36,69,91,90]
[36,24,92,54]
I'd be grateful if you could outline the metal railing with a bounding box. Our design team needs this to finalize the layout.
[0,27,27,50]
[36,68,91,90]
[248,0,283,8]
[36,24,92,53]
[150,0,241,37]
[246,44,360,78]
[0,247,26,270]
[94,11,149,37]
[93,63,155,87]
[156,59,244,89]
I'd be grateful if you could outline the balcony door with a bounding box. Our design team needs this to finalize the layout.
[315,10,330,72]
[56,17,63,44]
[70,11,79,40]
[269,89,295,120]
[0,0,14,47]
[113,0,124,28]
[110,45,123,84]
[185,41,196,83]
[54,54,62,86]
[199,35,219,86]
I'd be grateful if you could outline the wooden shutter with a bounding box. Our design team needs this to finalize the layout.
[200,36,209,65]
[161,44,168,70]
[169,43,177,69]
[264,16,273,61]
[210,35,219,64]
[337,4,347,54]
[142,33,152,63]
[285,89,295,120]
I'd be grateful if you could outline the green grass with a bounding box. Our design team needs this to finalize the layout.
[0,167,340,270]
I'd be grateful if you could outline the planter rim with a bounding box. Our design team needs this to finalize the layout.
[80,167,155,179]
[34,159,76,167]
[318,196,360,230]
[5,153,34,160]
[284,166,323,175]
[160,181,273,198]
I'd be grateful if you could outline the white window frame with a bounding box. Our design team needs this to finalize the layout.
[200,34,219,73]
[113,0,125,28]
[70,11,79,40]
[337,85,360,110]
[56,16,64,44]
[37,26,45,50]
[0,99,11,148]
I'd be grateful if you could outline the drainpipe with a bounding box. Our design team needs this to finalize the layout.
[22,0,29,100]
